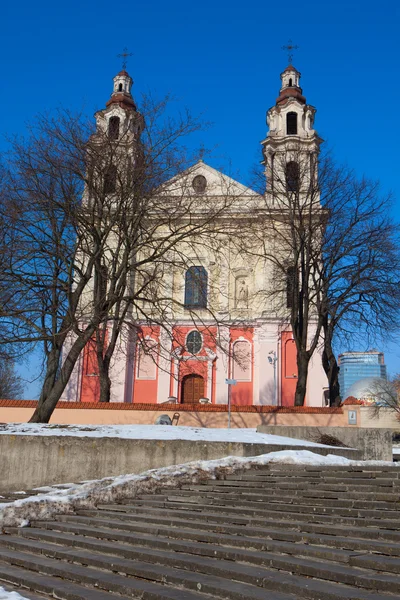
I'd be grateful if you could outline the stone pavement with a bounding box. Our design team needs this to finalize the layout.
[0,464,400,599]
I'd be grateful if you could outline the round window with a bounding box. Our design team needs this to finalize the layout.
[186,330,202,354]
[192,175,207,194]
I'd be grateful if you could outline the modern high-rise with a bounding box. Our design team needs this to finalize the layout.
[338,351,387,399]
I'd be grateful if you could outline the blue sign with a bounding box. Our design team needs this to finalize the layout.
[225,379,237,385]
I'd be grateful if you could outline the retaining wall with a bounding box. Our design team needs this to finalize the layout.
[0,434,361,492]
[257,425,392,461]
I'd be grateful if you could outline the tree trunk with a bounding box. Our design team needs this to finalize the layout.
[29,325,97,422]
[322,327,341,406]
[37,346,62,407]
[97,353,111,403]
[294,352,309,406]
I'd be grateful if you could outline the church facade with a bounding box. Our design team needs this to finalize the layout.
[62,63,327,407]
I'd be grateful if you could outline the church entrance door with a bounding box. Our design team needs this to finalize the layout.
[181,374,204,403]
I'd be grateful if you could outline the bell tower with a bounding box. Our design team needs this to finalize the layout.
[262,63,322,205]
[93,68,144,150]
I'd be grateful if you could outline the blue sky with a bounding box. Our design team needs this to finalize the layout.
[1,0,399,396]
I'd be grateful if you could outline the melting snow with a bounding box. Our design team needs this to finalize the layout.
[0,423,340,448]
[0,449,397,530]
[0,586,30,599]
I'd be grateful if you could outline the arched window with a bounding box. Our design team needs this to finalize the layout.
[118,83,123,92]
[232,340,252,381]
[103,165,117,194]
[286,161,299,192]
[137,339,157,379]
[186,330,202,354]
[289,78,293,87]
[287,112,298,135]
[184,266,207,308]
[286,266,296,308]
[108,116,120,140]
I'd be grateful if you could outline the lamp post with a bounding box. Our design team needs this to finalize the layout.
[268,350,278,406]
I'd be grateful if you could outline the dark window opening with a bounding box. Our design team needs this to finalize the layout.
[118,83,123,91]
[108,116,120,140]
[286,161,299,192]
[286,266,296,308]
[287,112,298,135]
[186,330,202,354]
[104,165,117,194]
[184,266,207,308]
[289,78,293,86]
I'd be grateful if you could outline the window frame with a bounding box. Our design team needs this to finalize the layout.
[184,266,208,309]
[186,330,203,355]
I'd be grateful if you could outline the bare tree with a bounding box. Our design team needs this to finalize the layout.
[368,375,400,421]
[247,149,400,407]
[0,95,243,420]
[0,359,24,399]
[317,163,400,405]
[247,146,324,406]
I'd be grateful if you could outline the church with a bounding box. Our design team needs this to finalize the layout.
[62,61,327,407]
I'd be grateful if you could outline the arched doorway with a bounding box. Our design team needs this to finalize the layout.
[181,374,204,403]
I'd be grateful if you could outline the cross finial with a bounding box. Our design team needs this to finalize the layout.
[281,40,299,64]
[117,47,133,70]
[199,143,205,161]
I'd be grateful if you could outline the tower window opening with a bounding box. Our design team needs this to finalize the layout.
[289,78,292,86]
[118,83,123,91]
[286,266,296,308]
[286,161,299,192]
[108,116,120,140]
[287,112,298,135]
[103,165,117,195]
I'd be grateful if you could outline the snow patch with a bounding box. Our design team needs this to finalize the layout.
[0,423,341,448]
[0,586,30,599]
[0,449,397,530]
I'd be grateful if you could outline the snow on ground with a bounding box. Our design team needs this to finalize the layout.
[0,586,29,599]
[0,449,397,530]
[0,422,340,448]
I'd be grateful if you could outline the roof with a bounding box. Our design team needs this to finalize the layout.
[283,64,299,73]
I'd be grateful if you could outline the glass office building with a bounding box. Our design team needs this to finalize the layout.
[338,350,387,399]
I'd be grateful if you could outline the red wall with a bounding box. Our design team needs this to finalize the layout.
[230,328,253,406]
[132,326,160,403]
[280,331,298,406]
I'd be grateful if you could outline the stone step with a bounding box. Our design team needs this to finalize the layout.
[122,495,400,524]
[78,508,400,544]
[104,500,400,529]
[0,534,356,570]
[350,553,400,574]
[184,483,400,502]
[250,466,400,476]
[231,475,400,486]
[1,533,399,600]
[138,494,400,518]
[171,487,400,507]
[95,502,400,530]
[26,515,400,556]
[0,582,50,600]
[0,561,130,599]
[0,548,238,600]
[59,511,400,545]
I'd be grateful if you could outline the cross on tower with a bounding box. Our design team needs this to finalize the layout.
[281,40,299,64]
[117,47,133,70]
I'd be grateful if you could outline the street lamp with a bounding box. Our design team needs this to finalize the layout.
[268,350,278,406]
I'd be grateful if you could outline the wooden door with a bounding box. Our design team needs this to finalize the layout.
[181,375,204,403]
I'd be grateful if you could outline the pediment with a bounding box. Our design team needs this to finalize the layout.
[157,161,261,199]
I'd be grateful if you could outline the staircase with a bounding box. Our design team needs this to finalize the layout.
[1,463,400,599]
